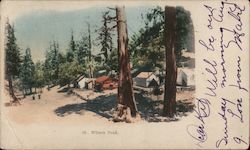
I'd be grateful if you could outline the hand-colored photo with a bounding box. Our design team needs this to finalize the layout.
[4,4,195,123]
[2,0,248,149]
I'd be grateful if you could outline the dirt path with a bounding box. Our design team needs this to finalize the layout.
[6,87,117,125]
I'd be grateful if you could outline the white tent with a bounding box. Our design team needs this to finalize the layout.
[176,68,195,87]
[78,78,95,89]
[133,72,160,87]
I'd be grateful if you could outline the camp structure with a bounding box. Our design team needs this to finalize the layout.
[77,77,95,90]
[133,72,160,88]
[180,49,195,68]
[94,76,118,92]
[176,68,195,87]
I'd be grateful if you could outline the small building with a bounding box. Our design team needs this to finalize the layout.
[78,77,95,90]
[133,72,160,88]
[76,75,85,88]
[85,79,95,89]
[94,76,118,91]
[181,49,195,68]
[176,68,195,87]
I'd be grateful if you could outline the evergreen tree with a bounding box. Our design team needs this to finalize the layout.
[163,6,177,117]
[58,52,67,64]
[5,20,22,102]
[67,31,77,62]
[97,11,115,71]
[58,60,83,87]
[107,48,118,73]
[113,6,139,122]
[33,61,45,91]
[76,35,89,68]
[51,41,60,82]
[87,22,94,78]
[43,41,60,87]
[175,6,194,61]
[129,6,194,68]
[20,47,35,94]
[43,50,53,87]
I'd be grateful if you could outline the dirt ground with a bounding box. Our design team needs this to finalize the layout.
[5,86,195,124]
[1,86,196,149]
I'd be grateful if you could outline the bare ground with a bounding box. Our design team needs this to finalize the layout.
[5,86,195,124]
[1,86,196,149]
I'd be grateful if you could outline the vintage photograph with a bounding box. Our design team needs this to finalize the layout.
[3,4,195,121]
[1,0,248,149]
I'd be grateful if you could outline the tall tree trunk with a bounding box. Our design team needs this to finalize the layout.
[7,74,20,104]
[8,74,14,96]
[87,22,93,78]
[163,6,177,117]
[113,6,139,122]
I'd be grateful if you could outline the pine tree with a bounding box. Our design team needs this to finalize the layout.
[20,47,35,94]
[129,6,194,68]
[97,11,115,72]
[43,41,60,87]
[44,49,53,87]
[67,31,77,62]
[58,52,67,65]
[51,41,60,82]
[107,48,118,73]
[163,6,177,118]
[76,35,89,68]
[113,6,140,122]
[87,22,94,78]
[33,61,45,92]
[5,20,22,102]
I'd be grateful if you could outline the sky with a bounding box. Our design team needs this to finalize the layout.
[12,6,151,62]
[1,0,196,63]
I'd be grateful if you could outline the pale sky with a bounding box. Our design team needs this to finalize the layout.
[13,6,149,62]
[1,0,197,62]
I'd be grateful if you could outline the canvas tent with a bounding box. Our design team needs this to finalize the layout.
[77,77,95,89]
[176,68,195,87]
[133,72,160,87]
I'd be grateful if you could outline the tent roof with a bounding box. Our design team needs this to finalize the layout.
[136,72,154,79]
[178,68,194,76]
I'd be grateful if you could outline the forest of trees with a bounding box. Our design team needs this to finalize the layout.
[5,6,194,119]
[129,6,194,70]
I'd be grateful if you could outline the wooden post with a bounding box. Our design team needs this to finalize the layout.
[163,6,177,117]
[116,6,138,117]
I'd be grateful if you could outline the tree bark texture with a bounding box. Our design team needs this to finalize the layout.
[116,6,138,117]
[7,74,20,104]
[163,6,177,117]
[87,22,93,78]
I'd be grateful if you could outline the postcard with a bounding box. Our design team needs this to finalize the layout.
[0,0,249,149]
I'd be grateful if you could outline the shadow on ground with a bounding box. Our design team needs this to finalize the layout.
[54,93,195,122]
[54,94,116,119]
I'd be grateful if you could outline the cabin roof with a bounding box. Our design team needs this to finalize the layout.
[95,76,110,83]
